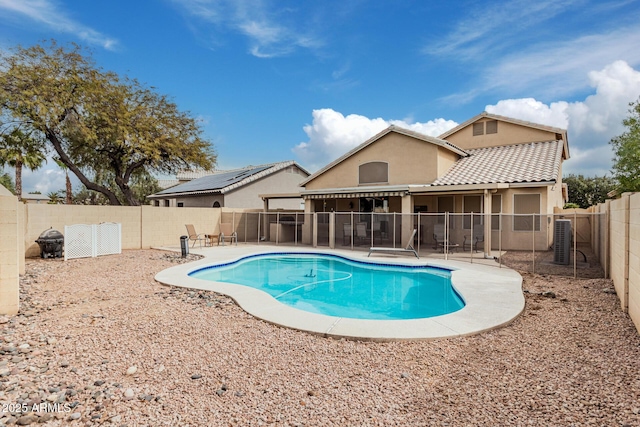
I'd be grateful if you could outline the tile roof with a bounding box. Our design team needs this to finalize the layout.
[151,161,308,197]
[431,140,564,186]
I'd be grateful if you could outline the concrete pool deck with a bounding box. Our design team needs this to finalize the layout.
[154,244,524,341]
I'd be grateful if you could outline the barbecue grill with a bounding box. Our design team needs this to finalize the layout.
[35,228,64,258]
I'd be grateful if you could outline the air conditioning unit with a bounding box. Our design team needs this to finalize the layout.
[553,219,572,265]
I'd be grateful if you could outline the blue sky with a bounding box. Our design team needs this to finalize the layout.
[1,0,640,194]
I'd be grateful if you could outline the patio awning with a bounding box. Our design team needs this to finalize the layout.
[304,191,405,199]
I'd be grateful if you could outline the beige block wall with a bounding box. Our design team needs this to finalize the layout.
[25,204,143,257]
[141,206,222,248]
[23,204,236,256]
[609,195,629,311]
[0,189,20,315]
[628,193,640,332]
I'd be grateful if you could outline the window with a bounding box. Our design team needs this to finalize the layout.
[486,120,498,134]
[473,122,484,136]
[463,195,482,229]
[177,202,184,207]
[359,162,388,184]
[491,195,502,230]
[514,194,540,231]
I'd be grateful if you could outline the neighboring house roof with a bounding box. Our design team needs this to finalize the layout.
[156,179,180,189]
[148,161,309,198]
[21,193,50,202]
[300,125,468,186]
[175,170,215,180]
[430,140,565,186]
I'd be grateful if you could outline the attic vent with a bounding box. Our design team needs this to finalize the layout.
[486,120,498,134]
[473,122,484,136]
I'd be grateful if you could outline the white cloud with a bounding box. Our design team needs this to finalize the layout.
[486,60,640,176]
[296,60,640,177]
[292,109,458,171]
[20,166,65,195]
[0,0,118,50]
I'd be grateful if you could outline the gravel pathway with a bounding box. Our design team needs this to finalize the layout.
[0,249,638,426]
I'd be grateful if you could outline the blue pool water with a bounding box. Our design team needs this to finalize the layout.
[189,253,464,320]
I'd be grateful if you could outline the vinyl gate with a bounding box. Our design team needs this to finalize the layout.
[64,222,122,260]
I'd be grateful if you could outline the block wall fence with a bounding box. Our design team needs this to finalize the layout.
[1,190,639,335]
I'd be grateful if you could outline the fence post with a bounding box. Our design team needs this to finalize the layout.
[532,214,536,274]
[470,212,474,264]
[574,211,578,278]
[444,212,449,261]
[313,213,318,248]
[257,212,261,245]
[329,212,335,249]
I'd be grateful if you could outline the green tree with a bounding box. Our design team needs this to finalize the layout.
[610,98,640,193]
[0,41,216,206]
[0,127,47,201]
[563,174,617,208]
[0,170,15,194]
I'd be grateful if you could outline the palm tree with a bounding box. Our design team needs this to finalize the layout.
[0,128,46,201]
[53,157,73,204]
[47,191,63,204]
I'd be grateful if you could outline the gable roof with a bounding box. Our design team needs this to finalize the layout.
[300,125,468,186]
[430,140,564,186]
[148,160,309,198]
[438,111,567,138]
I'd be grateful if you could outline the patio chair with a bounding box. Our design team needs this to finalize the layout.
[185,224,208,248]
[219,223,237,246]
[463,227,484,252]
[343,223,353,245]
[355,222,368,245]
[368,228,418,258]
[433,223,458,252]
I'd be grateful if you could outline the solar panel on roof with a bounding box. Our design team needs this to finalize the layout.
[155,165,271,195]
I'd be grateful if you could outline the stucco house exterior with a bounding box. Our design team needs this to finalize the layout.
[148,160,309,210]
[299,112,570,253]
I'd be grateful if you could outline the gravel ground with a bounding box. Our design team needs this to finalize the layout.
[1,249,639,426]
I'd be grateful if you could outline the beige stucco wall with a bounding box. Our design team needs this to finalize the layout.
[445,119,560,150]
[225,168,306,210]
[305,133,455,190]
[0,186,20,315]
[173,194,224,208]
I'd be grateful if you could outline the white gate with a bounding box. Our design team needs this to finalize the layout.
[64,223,122,260]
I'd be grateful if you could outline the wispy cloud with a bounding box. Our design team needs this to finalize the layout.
[170,0,323,58]
[424,0,581,61]
[0,0,119,50]
[443,25,640,102]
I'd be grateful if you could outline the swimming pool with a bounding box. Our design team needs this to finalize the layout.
[156,247,524,340]
[189,253,464,320]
